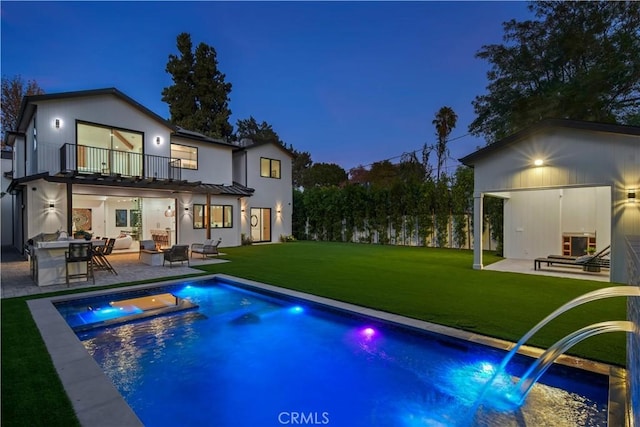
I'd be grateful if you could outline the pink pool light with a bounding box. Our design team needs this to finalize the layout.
[362,327,376,338]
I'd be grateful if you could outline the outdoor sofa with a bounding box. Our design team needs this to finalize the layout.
[191,238,222,259]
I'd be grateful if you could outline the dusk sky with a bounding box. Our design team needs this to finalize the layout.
[2,1,531,173]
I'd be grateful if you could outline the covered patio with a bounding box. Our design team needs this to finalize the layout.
[484,257,609,282]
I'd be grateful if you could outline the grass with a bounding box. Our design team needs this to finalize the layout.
[1,241,628,426]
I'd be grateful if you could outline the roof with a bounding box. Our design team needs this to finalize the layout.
[12,87,235,149]
[15,88,175,133]
[232,138,294,158]
[173,127,235,148]
[459,119,640,166]
[7,173,255,197]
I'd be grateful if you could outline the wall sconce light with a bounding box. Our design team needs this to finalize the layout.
[164,205,175,217]
[155,137,161,145]
[533,159,544,167]
[628,188,637,203]
[184,207,190,212]
[46,201,55,211]
[241,209,245,213]
[55,119,61,129]
[277,209,282,214]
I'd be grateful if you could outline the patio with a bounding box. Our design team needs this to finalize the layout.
[484,258,610,282]
[0,246,227,299]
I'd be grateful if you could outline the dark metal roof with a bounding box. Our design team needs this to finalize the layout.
[173,127,235,148]
[459,119,640,166]
[7,173,254,197]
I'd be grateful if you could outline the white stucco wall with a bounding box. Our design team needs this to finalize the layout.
[26,95,173,176]
[176,194,242,247]
[241,143,293,241]
[1,154,14,245]
[170,136,234,185]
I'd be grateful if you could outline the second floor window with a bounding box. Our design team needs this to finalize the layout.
[171,143,198,170]
[260,157,281,179]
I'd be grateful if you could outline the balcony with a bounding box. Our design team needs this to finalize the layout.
[59,144,181,181]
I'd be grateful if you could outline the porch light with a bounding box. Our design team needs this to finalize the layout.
[54,118,61,129]
[47,201,55,210]
[533,159,544,167]
[164,206,175,217]
[155,137,161,145]
[629,189,637,202]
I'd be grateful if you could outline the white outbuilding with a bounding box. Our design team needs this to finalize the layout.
[460,119,640,284]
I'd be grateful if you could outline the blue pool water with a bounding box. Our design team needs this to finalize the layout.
[56,278,609,426]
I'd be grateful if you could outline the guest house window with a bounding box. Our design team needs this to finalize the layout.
[171,143,198,170]
[260,157,281,179]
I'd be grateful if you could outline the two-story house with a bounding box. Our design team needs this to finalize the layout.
[5,88,292,252]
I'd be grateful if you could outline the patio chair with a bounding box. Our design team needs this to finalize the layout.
[190,238,222,259]
[163,245,190,268]
[534,245,610,271]
[65,242,95,285]
[93,238,118,275]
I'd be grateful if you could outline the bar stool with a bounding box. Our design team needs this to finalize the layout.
[65,242,94,286]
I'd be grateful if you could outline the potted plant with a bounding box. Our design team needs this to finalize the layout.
[74,230,93,240]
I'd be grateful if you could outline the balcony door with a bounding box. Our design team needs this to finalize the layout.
[76,122,143,177]
[250,208,271,242]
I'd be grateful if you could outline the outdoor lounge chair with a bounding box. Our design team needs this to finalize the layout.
[190,238,222,259]
[534,245,610,271]
[163,245,190,268]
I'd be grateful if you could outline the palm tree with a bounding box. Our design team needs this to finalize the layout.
[432,106,458,182]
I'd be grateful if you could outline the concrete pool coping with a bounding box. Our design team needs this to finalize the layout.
[28,273,629,427]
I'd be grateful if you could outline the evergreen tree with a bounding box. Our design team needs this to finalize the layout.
[162,33,233,139]
[235,116,283,145]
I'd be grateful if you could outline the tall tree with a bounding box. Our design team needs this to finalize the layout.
[432,106,458,182]
[1,75,44,143]
[162,33,233,139]
[290,147,312,189]
[470,1,640,142]
[235,116,283,145]
[302,162,348,188]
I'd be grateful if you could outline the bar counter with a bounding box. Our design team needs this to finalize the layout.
[31,239,104,286]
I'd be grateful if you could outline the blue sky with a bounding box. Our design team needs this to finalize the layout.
[1,1,531,173]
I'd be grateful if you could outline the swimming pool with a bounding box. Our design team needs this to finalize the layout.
[55,275,614,426]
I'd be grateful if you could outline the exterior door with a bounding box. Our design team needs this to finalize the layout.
[250,208,271,242]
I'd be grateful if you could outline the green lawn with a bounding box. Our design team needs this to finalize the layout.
[1,241,628,426]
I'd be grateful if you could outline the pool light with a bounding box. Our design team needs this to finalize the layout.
[289,306,304,314]
[362,327,376,338]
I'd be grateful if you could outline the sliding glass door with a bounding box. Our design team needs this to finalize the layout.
[250,208,271,242]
